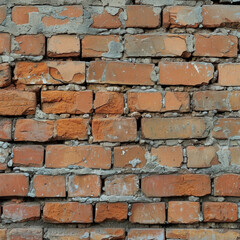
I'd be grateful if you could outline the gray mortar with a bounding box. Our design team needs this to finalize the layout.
[102,41,123,58]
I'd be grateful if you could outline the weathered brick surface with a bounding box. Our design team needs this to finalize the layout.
[1,1,240,237]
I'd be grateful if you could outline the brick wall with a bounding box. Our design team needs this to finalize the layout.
[0,0,240,239]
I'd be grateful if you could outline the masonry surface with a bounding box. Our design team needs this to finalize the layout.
[0,0,240,239]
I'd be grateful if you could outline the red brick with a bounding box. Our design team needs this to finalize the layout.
[194,34,237,57]
[0,63,11,88]
[95,202,128,223]
[167,229,240,239]
[94,92,124,114]
[130,203,165,224]
[212,118,240,139]
[14,35,45,56]
[92,117,137,142]
[142,174,211,197]
[187,146,219,168]
[168,201,200,224]
[202,5,240,28]
[114,145,146,168]
[33,175,66,197]
[68,175,101,197]
[82,35,121,58]
[56,118,89,140]
[12,145,44,167]
[0,6,6,24]
[229,147,240,165]
[87,61,154,85]
[46,145,111,169]
[203,202,238,222]
[92,10,122,29]
[0,90,36,116]
[12,6,39,24]
[214,174,240,196]
[90,228,125,239]
[3,202,40,222]
[0,33,10,54]
[159,61,214,85]
[126,5,160,28]
[14,119,54,142]
[14,61,85,85]
[41,91,92,114]
[164,92,190,112]
[163,6,202,28]
[125,34,190,57]
[0,119,12,141]
[142,117,208,139]
[128,229,164,240]
[47,35,80,57]
[104,174,139,196]
[193,91,240,111]
[8,228,42,240]
[218,63,240,86]
[151,146,183,167]
[0,174,28,196]
[43,202,92,223]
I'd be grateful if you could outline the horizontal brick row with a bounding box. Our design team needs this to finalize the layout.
[0,173,239,197]
[2,33,240,58]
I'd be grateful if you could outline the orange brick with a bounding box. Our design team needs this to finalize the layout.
[0,33,10,54]
[14,35,45,56]
[0,174,28,196]
[14,61,85,85]
[12,145,44,167]
[92,118,137,142]
[166,229,240,239]
[0,63,11,87]
[87,61,154,85]
[203,202,238,222]
[193,91,240,111]
[12,6,39,24]
[128,229,164,240]
[95,202,128,223]
[82,35,121,58]
[56,118,89,140]
[59,5,83,18]
[163,6,202,28]
[0,90,36,116]
[159,61,214,85]
[125,34,190,57]
[104,174,139,196]
[41,91,92,114]
[126,5,160,28]
[214,174,240,196]
[164,92,190,112]
[0,229,6,239]
[68,175,101,197]
[92,10,122,29]
[8,228,42,240]
[130,203,165,224]
[142,174,211,197]
[33,175,65,198]
[187,146,219,168]
[94,92,124,114]
[14,119,54,142]
[142,117,208,139]
[229,147,240,165]
[202,5,240,28]
[218,63,240,86]
[45,145,111,169]
[114,145,146,168]
[168,201,200,224]
[212,118,240,139]
[151,146,183,167]
[194,34,237,57]
[0,6,6,24]
[43,202,92,223]
[47,35,80,57]
[90,228,125,239]
[42,16,69,27]
[3,202,40,222]
[0,119,12,141]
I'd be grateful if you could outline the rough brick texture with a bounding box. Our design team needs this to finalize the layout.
[0,0,240,238]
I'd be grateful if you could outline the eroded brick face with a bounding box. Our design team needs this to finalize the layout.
[0,0,240,238]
